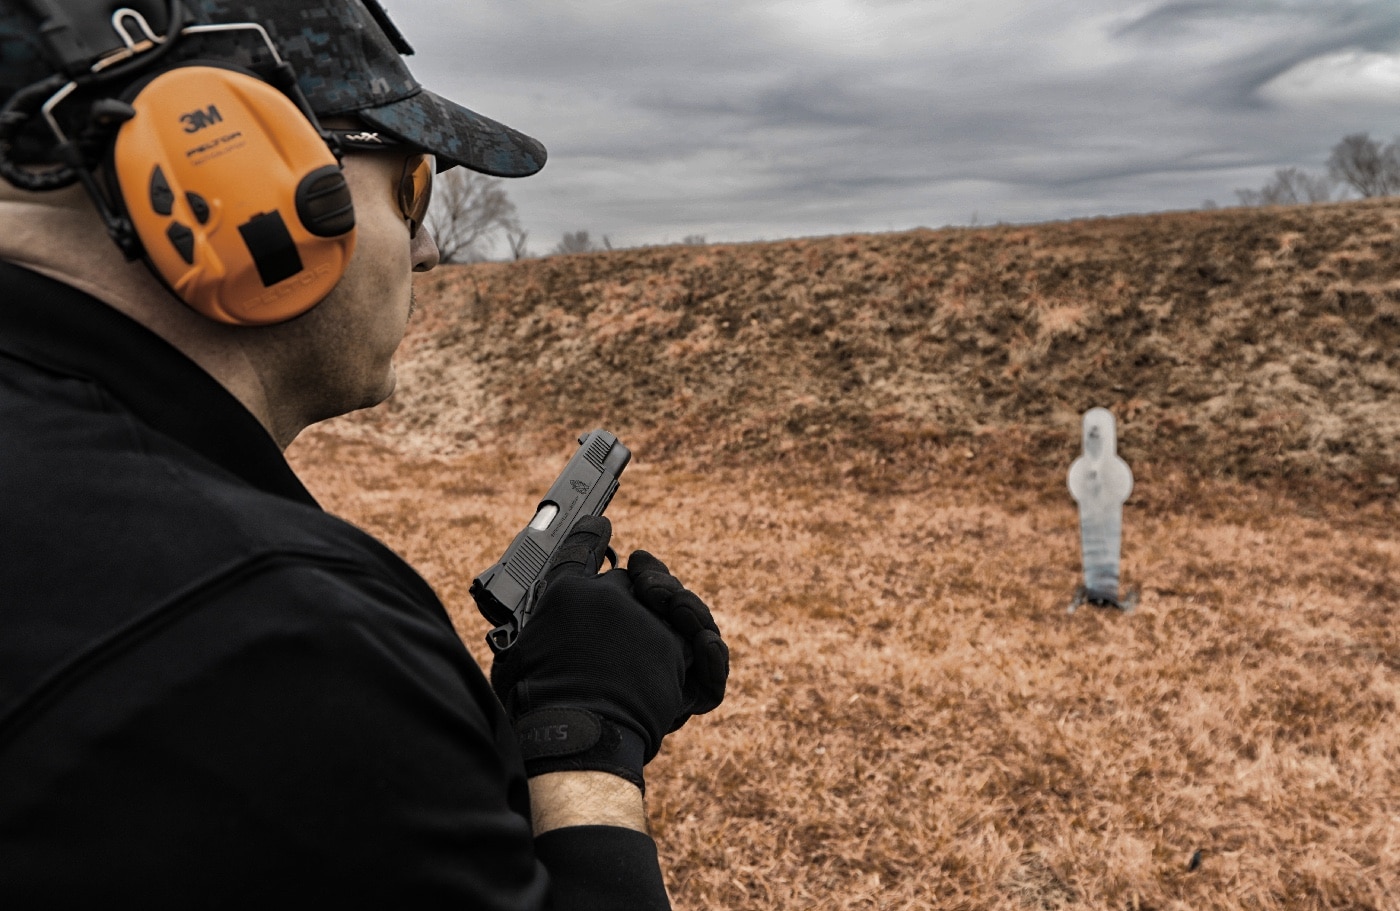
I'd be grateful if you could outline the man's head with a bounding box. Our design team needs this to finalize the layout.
[1,0,546,178]
[0,0,545,444]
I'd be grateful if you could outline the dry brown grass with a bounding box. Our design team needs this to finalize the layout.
[287,199,1399,909]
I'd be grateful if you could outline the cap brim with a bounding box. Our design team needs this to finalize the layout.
[358,88,546,178]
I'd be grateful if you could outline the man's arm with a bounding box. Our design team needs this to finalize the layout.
[0,558,558,908]
[487,515,730,909]
[528,774,670,910]
[529,772,647,834]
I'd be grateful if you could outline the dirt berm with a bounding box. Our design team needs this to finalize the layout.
[342,198,1400,508]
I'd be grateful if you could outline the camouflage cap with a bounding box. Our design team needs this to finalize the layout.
[0,0,545,177]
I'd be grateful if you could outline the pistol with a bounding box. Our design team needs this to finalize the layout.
[470,429,631,654]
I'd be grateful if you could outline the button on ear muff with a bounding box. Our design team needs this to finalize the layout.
[295,164,355,238]
[166,221,195,264]
[185,192,210,225]
[149,166,174,216]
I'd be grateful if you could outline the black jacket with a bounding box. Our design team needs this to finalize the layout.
[0,262,666,909]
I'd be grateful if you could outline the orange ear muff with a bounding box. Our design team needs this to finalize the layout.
[109,64,355,325]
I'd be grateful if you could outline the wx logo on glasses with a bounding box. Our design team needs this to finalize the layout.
[180,105,224,133]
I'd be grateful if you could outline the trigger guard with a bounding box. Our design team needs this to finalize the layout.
[603,546,619,571]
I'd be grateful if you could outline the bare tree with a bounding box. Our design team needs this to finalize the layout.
[423,169,521,263]
[1327,133,1400,198]
[553,230,596,255]
[1236,167,1334,206]
[505,228,530,260]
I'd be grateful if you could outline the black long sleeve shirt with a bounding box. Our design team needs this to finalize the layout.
[0,262,668,909]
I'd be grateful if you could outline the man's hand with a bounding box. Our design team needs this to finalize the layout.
[490,515,728,792]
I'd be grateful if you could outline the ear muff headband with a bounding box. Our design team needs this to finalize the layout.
[108,62,355,326]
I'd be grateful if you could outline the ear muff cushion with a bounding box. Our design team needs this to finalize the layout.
[109,63,356,326]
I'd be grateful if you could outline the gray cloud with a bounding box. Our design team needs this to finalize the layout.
[1117,0,1400,105]
[388,0,1400,250]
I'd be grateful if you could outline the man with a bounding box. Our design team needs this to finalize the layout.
[0,2,728,908]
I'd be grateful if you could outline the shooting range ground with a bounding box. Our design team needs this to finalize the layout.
[290,197,1399,910]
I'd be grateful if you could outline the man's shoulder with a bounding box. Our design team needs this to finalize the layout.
[0,333,434,599]
[0,350,455,730]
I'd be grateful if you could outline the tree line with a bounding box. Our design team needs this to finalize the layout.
[421,169,711,264]
[426,131,1400,262]
[1234,132,1400,207]
[421,169,607,264]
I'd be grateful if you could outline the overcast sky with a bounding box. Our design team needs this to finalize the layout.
[389,0,1400,255]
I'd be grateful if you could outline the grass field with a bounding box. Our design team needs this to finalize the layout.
[288,199,1398,909]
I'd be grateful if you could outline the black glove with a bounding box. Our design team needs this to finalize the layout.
[490,515,728,791]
